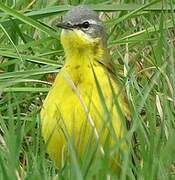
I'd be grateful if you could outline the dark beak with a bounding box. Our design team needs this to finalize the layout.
[56,23,73,30]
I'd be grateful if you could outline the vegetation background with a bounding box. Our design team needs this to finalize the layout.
[0,0,175,179]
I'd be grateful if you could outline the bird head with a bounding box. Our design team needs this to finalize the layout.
[57,5,107,52]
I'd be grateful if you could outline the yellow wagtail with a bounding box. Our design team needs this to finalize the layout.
[40,5,131,169]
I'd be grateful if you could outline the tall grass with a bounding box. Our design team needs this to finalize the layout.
[0,0,175,179]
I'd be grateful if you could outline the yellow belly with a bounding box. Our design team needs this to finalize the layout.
[40,62,128,167]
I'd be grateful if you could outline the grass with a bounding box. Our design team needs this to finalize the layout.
[0,0,175,179]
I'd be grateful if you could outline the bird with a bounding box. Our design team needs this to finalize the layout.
[40,5,131,170]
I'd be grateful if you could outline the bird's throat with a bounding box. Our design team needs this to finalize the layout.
[64,41,105,67]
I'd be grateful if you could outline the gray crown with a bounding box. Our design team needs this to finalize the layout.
[63,5,100,24]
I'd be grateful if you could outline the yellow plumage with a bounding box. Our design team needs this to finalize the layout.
[40,6,130,169]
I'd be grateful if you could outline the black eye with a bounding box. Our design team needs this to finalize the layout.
[82,21,90,29]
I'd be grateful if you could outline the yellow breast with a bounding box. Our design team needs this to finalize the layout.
[40,54,129,167]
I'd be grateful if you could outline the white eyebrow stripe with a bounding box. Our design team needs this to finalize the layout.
[86,19,101,26]
[87,19,97,24]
